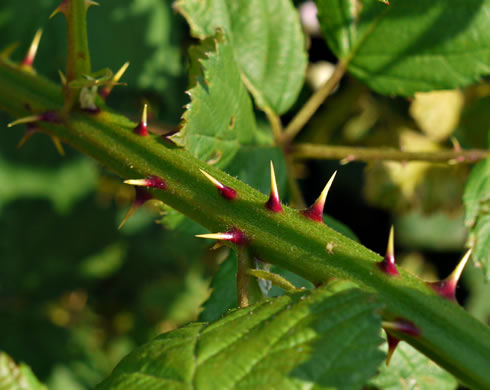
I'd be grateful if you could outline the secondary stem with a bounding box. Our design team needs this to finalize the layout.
[237,248,251,308]
[260,83,305,207]
[283,60,347,144]
[62,0,92,111]
[291,143,490,163]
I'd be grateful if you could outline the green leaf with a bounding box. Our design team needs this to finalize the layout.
[0,156,97,214]
[395,211,467,251]
[316,0,490,96]
[199,250,238,323]
[171,31,257,168]
[97,288,384,390]
[463,159,490,280]
[175,0,307,114]
[464,260,490,324]
[463,159,490,227]
[226,146,287,194]
[324,215,360,242]
[369,341,457,390]
[0,352,47,390]
[468,214,490,280]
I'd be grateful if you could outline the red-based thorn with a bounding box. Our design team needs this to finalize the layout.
[8,111,60,128]
[428,248,472,301]
[15,124,64,156]
[378,226,399,276]
[118,187,152,230]
[382,318,420,337]
[265,161,283,212]
[385,333,400,366]
[195,227,248,246]
[50,0,97,19]
[21,29,43,70]
[100,61,130,99]
[302,170,337,222]
[124,175,167,191]
[17,126,39,149]
[200,169,237,200]
[134,104,148,136]
[49,1,67,18]
[87,1,100,9]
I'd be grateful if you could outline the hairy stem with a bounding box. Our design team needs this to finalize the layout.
[62,0,92,111]
[291,143,490,163]
[237,248,251,308]
[1,63,490,389]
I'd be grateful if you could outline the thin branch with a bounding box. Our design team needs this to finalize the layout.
[284,155,306,208]
[240,72,305,206]
[264,106,283,144]
[237,248,251,308]
[291,143,490,163]
[283,60,347,144]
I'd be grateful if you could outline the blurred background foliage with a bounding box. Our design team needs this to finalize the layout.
[0,1,489,389]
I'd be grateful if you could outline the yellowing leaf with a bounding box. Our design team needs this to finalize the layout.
[410,90,464,141]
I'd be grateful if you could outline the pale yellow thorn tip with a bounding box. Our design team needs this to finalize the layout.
[141,104,148,126]
[24,29,43,67]
[113,61,130,83]
[49,4,65,19]
[51,136,65,156]
[199,169,223,188]
[58,70,67,86]
[87,0,100,7]
[386,226,395,257]
[450,136,461,152]
[448,248,472,284]
[17,132,34,149]
[8,115,40,127]
[118,206,138,230]
[195,232,231,240]
[317,170,337,206]
[270,161,279,198]
[124,179,147,187]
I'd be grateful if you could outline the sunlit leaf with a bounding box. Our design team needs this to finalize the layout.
[0,352,47,390]
[170,31,257,169]
[463,159,490,280]
[176,0,307,114]
[317,0,490,96]
[97,288,384,390]
[369,341,457,390]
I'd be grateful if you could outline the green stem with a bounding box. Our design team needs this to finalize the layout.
[63,0,92,111]
[283,60,347,144]
[1,63,489,390]
[247,269,297,293]
[291,143,490,163]
[237,248,252,308]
